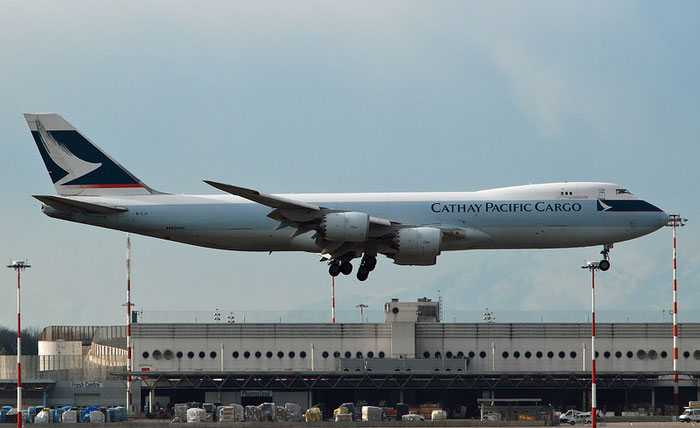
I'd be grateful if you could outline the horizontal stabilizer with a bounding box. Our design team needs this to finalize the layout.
[33,195,128,214]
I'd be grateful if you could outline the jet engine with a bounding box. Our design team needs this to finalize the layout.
[392,227,442,265]
[321,212,370,242]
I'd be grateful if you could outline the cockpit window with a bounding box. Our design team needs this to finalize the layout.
[616,189,632,195]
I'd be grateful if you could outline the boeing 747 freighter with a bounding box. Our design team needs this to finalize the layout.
[25,114,668,281]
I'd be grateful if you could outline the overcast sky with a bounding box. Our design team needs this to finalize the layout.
[1,1,699,329]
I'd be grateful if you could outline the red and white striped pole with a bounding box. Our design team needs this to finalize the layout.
[673,216,679,404]
[126,234,132,413]
[7,260,30,428]
[331,276,335,324]
[582,261,599,428]
[16,268,22,428]
[591,267,597,428]
[666,214,686,405]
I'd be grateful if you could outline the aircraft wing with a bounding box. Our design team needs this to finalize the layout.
[33,195,128,214]
[205,179,395,228]
[204,180,478,259]
[204,180,322,211]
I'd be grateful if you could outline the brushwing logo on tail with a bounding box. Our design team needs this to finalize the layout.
[36,118,102,185]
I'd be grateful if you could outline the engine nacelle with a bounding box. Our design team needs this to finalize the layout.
[392,227,442,265]
[321,212,370,242]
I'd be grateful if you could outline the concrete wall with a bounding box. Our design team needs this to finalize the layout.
[132,322,700,373]
[390,322,415,358]
[38,340,82,356]
[0,355,40,379]
[416,323,698,372]
[133,324,392,372]
[443,335,676,372]
[87,343,127,367]
[37,341,84,371]
[385,299,440,323]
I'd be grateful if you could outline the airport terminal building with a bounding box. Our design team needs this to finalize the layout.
[2,298,700,418]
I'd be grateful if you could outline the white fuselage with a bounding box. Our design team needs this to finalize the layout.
[41,182,668,254]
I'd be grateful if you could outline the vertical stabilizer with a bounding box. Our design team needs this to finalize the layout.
[24,113,157,196]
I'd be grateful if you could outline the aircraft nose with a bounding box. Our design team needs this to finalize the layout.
[643,200,669,229]
[657,208,671,229]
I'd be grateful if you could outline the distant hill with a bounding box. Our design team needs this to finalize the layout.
[0,327,40,355]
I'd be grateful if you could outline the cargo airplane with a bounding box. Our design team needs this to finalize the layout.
[25,114,668,281]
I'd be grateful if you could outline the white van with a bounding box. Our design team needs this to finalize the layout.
[559,409,591,425]
[680,408,700,422]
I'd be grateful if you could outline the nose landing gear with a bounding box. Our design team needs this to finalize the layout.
[599,244,613,271]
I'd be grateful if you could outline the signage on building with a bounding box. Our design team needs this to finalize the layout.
[241,390,272,398]
[71,381,103,389]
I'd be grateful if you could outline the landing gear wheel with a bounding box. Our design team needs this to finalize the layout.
[364,256,377,271]
[329,263,340,277]
[357,265,369,281]
[340,261,353,275]
[599,244,612,271]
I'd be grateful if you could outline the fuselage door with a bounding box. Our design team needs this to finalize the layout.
[598,188,606,200]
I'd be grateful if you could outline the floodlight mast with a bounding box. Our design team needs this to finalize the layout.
[483,308,495,323]
[125,234,133,414]
[666,214,687,404]
[356,303,368,323]
[331,276,336,324]
[7,260,30,428]
[581,261,600,428]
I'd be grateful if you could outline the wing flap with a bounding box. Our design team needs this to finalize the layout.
[33,195,128,214]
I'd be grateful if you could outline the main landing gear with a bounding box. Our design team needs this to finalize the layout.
[356,255,376,282]
[599,244,613,271]
[328,259,353,277]
[328,254,377,281]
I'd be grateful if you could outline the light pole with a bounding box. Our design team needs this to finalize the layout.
[356,304,368,323]
[123,234,134,414]
[483,308,495,323]
[582,261,599,428]
[331,276,336,324]
[666,214,687,405]
[7,260,30,428]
